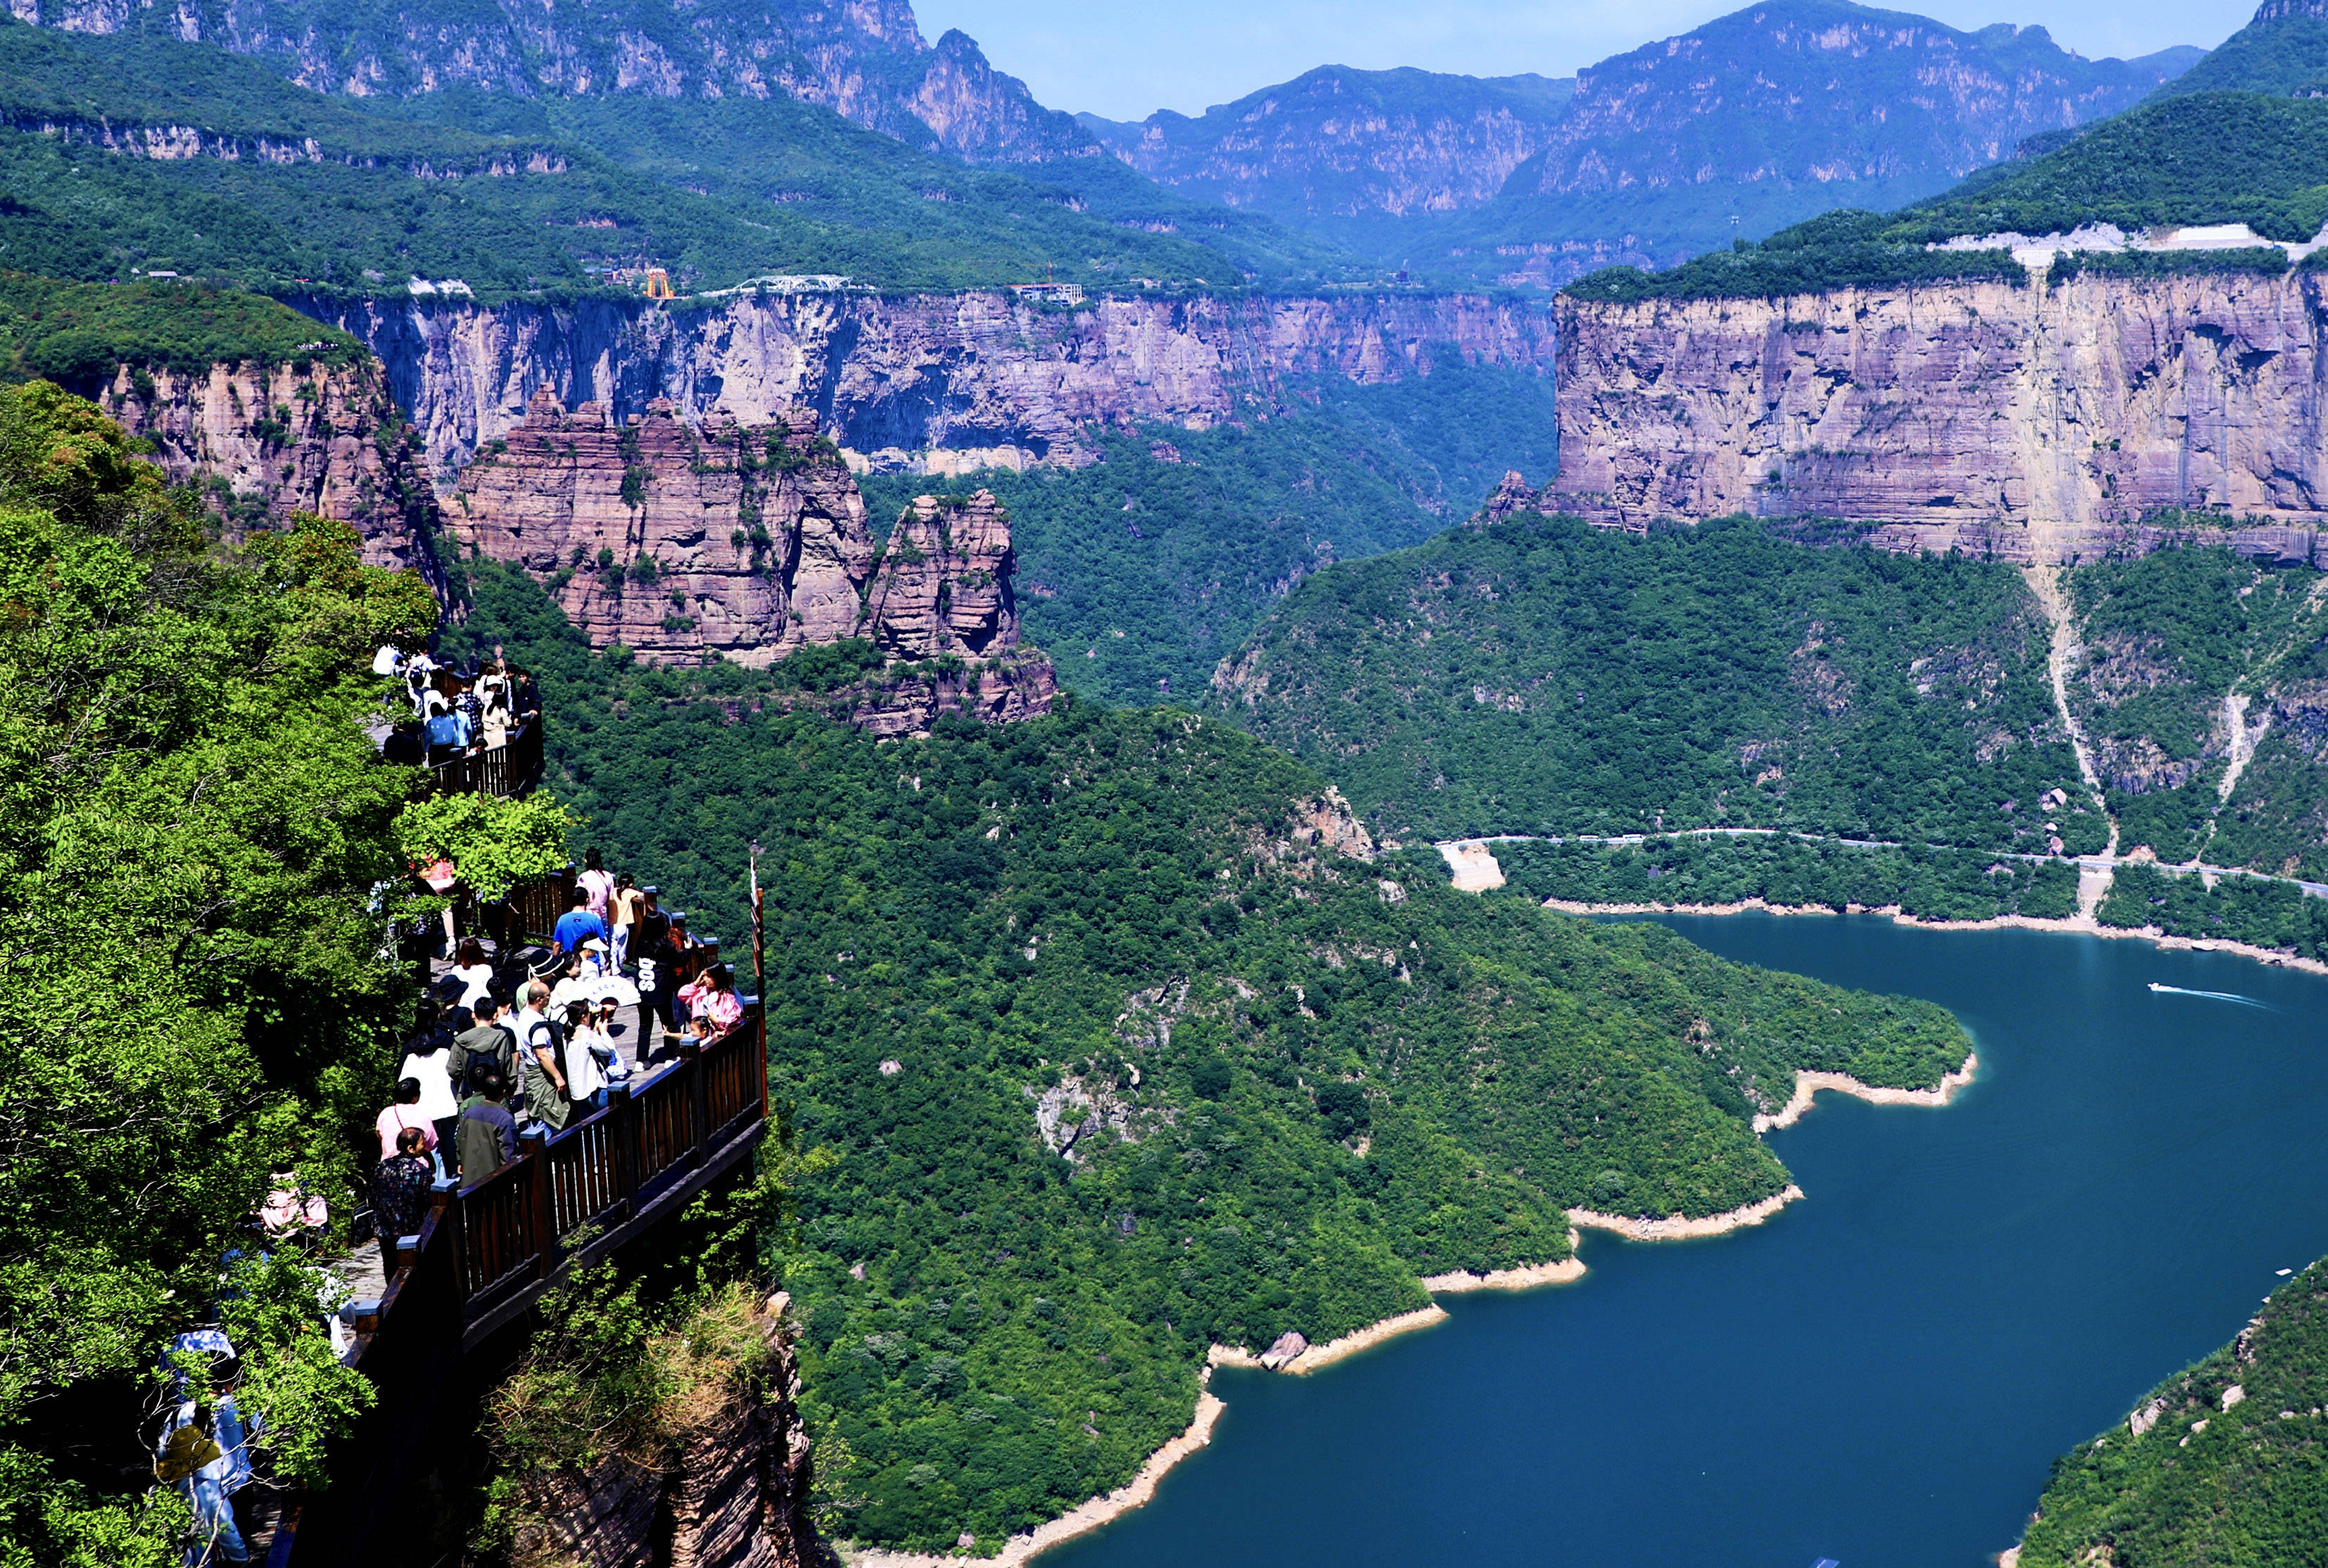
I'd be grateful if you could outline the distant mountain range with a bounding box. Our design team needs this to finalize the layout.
[5,0,2212,293]
[1086,0,2203,285]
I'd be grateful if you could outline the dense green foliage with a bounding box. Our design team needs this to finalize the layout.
[2047,247,2294,284]
[2065,545,2328,873]
[0,272,360,384]
[859,365,1562,706]
[0,20,1347,295]
[1487,835,2081,923]
[2018,1256,2328,1567]
[1892,92,2328,247]
[2154,6,2328,99]
[0,384,434,1560]
[2096,862,2328,959]
[1566,209,2020,303]
[445,562,1969,1553]
[1208,507,2099,852]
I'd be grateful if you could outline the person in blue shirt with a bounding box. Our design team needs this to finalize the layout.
[551,885,607,954]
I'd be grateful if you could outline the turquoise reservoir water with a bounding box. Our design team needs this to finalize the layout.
[1046,916,2328,1568]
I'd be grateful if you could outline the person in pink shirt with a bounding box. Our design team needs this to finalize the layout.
[578,848,615,922]
[677,963,745,1039]
[374,1077,441,1161]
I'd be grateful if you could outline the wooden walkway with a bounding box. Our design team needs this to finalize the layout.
[276,1007,768,1567]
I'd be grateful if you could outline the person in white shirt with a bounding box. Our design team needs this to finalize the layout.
[448,937,496,1013]
[561,998,609,1113]
[396,1033,460,1177]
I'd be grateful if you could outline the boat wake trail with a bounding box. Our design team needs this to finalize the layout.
[2147,982,2274,1009]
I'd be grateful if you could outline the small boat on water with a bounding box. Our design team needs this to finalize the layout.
[2148,982,2168,992]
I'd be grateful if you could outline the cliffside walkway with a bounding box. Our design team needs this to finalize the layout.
[277,939,770,1566]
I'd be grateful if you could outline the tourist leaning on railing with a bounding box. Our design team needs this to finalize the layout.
[678,961,745,1039]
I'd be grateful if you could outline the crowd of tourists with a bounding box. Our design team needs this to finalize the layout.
[366,849,749,1270]
[372,644,539,766]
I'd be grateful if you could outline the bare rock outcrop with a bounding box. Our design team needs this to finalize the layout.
[454,389,873,667]
[306,289,1559,478]
[453,388,1054,733]
[102,359,447,588]
[1550,270,2328,555]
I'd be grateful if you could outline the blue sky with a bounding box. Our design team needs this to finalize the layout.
[915,0,2253,120]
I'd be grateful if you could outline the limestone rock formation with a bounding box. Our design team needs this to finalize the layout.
[452,388,1054,731]
[454,390,873,667]
[863,491,1016,659]
[306,289,1559,479]
[102,360,447,590]
[1551,271,2328,557]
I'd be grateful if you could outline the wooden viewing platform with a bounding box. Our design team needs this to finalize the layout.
[424,716,544,799]
[277,1004,769,1567]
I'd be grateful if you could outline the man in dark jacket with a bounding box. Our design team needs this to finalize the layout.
[449,995,517,1095]
[455,1074,519,1185]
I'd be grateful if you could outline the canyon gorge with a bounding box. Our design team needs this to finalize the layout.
[303,287,1556,479]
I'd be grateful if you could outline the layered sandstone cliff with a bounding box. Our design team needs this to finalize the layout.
[451,388,1054,727]
[101,359,448,587]
[514,1297,821,1568]
[307,289,1557,479]
[1550,270,2328,560]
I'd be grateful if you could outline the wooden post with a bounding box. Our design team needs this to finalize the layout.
[689,1039,712,1168]
[608,1082,638,1221]
[430,1176,468,1317]
[519,1127,556,1280]
[752,882,768,1117]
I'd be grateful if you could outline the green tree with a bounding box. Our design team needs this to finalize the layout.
[0,381,434,1561]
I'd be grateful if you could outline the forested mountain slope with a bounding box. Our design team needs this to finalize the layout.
[2017,1254,2328,1567]
[444,559,1971,1554]
[858,364,1564,707]
[1206,507,2101,854]
[0,18,1344,294]
[2063,545,2328,878]
[1565,2,2328,305]
[1084,0,2196,286]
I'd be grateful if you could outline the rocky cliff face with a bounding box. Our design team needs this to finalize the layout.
[307,287,1557,478]
[451,388,1055,726]
[101,359,449,587]
[517,1296,821,1568]
[1551,270,2328,559]
[1084,68,1576,224]
[20,0,1089,166]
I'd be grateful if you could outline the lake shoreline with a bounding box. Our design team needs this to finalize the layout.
[1753,1054,1982,1133]
[1542,897,2328,978]
[852,919,2003,1568]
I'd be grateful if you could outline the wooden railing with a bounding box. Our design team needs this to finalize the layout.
[503,864,577,949]
[281,1005,768,1567]
[425,718,542,799]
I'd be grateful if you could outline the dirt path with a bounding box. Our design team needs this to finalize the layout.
[2023,564,2118,861]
